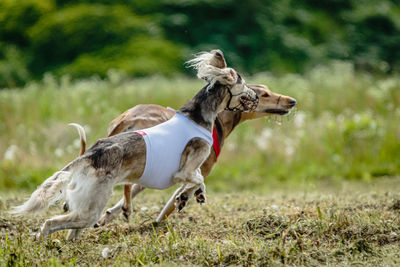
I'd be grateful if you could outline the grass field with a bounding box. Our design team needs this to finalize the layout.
[1,179,400,266]
[1,62,399,190]
[0,62,400,265]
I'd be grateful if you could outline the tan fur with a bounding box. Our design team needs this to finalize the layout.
[13,50,258,240]
[98,84,296,226]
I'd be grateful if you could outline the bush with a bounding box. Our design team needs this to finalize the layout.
[0,0,55,46]
[0,45,31,88]
[28,4,158,75]
[58,36,184,78]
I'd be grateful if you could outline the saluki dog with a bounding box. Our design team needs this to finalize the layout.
[77,51,297,227]
[11,50,258,240]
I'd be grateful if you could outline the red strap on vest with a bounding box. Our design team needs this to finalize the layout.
[135,130,147,136]
[212,127,221,158]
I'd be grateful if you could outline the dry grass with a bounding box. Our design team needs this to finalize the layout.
[1,178,399,266]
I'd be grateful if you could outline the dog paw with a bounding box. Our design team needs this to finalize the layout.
[97,210,111,227]
[194,188,206,204]
[32,231,42,241]
[121,206,131,221]
[63,202,69,212]
[175,192,189,212]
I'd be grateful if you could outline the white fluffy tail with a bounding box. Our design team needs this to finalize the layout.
[69,123,86,156]
[11,171,71,214]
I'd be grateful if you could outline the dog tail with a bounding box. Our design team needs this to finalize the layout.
[10,170,72,214]
[69,123,86,156]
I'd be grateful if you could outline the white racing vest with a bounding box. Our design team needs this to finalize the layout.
[135,113,213,189]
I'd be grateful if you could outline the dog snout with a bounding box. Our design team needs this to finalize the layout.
[248,88,258,101]
[288,98,296,107]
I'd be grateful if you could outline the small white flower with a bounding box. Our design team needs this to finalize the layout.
[4,145,18,161]
[101,247,111,259]
[271,204,279,210]
[55,148,64,158]
[294,111,306,128]
[141,206,148,211]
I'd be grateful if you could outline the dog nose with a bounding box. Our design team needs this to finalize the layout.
[289,98,296,106]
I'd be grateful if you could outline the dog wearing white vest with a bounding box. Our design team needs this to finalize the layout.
[11,50,258,240]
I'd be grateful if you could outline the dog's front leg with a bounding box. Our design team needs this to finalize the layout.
[172,138,210,211]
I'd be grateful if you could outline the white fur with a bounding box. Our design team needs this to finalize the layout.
[186,51,237,90]
[11,171,71,214]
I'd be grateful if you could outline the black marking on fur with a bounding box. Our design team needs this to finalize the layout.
[122,206,130,220]
[194,188,203,196]
[63,202,69,212]
[176,192,189,212]
[179,82,227,130]
[86,139,123,174]
[194,189,206,204]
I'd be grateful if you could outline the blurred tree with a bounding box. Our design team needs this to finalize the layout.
[1,0,400,87]
[0,0,55,47]
[28,4,159,75]
[58,35,183,78]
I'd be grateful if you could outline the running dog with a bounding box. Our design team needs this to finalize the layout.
[11,50,258,240]
[96,85,296,227]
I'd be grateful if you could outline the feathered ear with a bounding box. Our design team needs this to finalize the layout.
[186,49,227,71]
[186,50,236,88]
[209,49,227,69]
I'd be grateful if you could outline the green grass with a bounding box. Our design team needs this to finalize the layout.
[1,179,399,266]
[0,62,399,190]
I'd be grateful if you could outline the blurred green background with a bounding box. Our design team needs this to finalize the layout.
[0,0,399,190]
[1,0,400,87]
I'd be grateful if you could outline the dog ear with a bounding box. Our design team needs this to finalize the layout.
[186,50,237,86]
[209,50,227,69]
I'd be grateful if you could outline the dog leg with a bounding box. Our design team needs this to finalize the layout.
[122,185,132,220]
[97,184,145,227]
[155,184,186,223]
[154,182,205,223]
[174,169,205,211]
[172,139,210,210]
[40,212,91,239]
[66,229,83,241]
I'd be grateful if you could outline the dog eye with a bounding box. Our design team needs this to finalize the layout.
[261,92,270,97]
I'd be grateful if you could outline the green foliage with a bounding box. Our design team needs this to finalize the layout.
[58,36,184,78]
[28,4,158,75]
[0,0,55,46]
[0,45,31,88]
[1,0,400,87]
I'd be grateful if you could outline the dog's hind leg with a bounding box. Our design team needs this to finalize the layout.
[40,212,90,239]
[66,229,83,241]
[41,179,115,239]
[97,184,145,227]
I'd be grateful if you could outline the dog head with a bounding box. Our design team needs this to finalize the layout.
[186,50,258,112]
[247,84,296,117]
